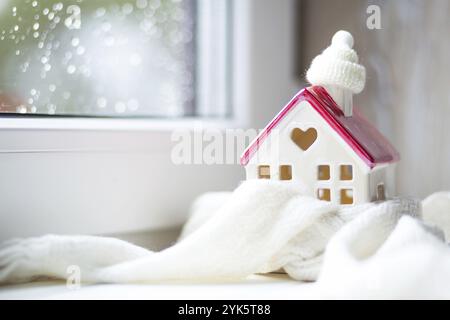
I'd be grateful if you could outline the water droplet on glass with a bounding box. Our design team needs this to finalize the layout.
[49,84,56,92]
[18,105,27,114]
[53,3,64,11]
[97,97,107,108]
[32,1,38,8]
[63,91,71,100]
[47,104,56,114]
[71,37,80,46]
[150,0,161,10]
[96,7,106,18]
[33,23,39,30]
[122,3,134,15]
[136,0,148,9]
[76,46,85,55]
[21,62,29,72]
[79,65,90,77]
[67,65,76,74]
[115,102,126,113]
[128,99,139,111]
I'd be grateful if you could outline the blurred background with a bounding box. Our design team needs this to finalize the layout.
[299,0,450,202]
[0,0,448,242]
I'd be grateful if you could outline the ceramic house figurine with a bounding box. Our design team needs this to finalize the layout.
[240,31,399,205]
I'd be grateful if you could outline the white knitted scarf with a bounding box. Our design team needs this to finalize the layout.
[1,180,449,299]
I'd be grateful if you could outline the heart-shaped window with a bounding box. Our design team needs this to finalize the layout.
[290,127,317,151]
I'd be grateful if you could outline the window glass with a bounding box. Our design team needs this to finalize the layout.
[0,0,199,117]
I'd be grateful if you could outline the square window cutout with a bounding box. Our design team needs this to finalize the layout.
[258,165,270,179]
[317,188,331,201]
[279,165,292,180]
[318,165,330,180]
[340,165,353,180]
[340,188,354,205]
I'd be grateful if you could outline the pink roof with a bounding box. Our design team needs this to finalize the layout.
[240,86,400,168]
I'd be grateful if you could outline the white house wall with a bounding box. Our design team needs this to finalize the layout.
[368,164,396,201]
[245,100,373,204]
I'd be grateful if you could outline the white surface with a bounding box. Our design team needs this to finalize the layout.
[0,182,427,288]
[1,186,450,299]
[0,151,242,242]
[0,274,317,300]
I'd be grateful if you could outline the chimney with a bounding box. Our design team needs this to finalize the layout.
[326,86,353,117]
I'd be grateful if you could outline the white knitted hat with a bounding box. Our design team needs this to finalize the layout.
[306,30,366,94]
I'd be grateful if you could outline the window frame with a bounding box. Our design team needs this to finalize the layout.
[0,0,242,152]
[0,0,233,122]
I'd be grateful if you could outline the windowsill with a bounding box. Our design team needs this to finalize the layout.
[0,116,246,154]
[0,115,242,132]
[0,274,316,300]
